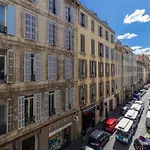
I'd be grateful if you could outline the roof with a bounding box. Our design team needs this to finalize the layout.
[134,101,143,105]
[125,109,138,120]
[130,103,141,111]
[115,118,134,132]
[90,130,104,139]
[106,118,116,125]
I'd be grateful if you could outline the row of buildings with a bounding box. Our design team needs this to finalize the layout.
[0,0,149,150]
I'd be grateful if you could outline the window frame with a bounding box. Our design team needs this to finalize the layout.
[0,4,6,27]
[0,54,6,82]
[106,30,109,41]
[48,21,56,46]
[91,39,95,55]
[91,20,95,32]
[81,34,85,53]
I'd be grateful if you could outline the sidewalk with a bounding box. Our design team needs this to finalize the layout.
[65,98,129,150]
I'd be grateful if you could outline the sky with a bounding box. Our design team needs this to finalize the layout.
[79,0,150,55]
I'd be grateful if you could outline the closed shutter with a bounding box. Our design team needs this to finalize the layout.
[18,96,25,129]
[71,7,75,24]
[24,52,31,82]
[44,92,49,119]
[102,63,104,76]
[70,87,75,109]
[48,22,54,45]
[34,93,41,122]
[7,4,15,35]
[71,30,74,52]
[85,60,87,77]
[69,58,72,79]
[7,98,13,132]
[53,23,56,46]
[79,11,81,25]
[94,62,96,77]
[56,0,60,16]
[79,59,81,78]
[65,29,70,49]
[48,55,53,80]
[55,90,61,114]
[35,54,41,81]
[65,88,69,110]
[98,62,100,77]
[90,61,92,77]
[65,58,68,79]
[85,15,88,27]
[7,50,15,83]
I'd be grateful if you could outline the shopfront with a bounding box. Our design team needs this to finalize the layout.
[82,104,95,136]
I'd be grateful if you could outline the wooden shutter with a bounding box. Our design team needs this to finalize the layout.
[85,15,88,27]
[48,55,53,80]
[7,50,15,83]
[71,7,75,24]
[48,22,54,45]
[18,96,25,129]
[65,88,69,110]
[44,92,49,119]
[78,11,81,25]
[70,87,75,109]
[71,30,74,52]
[56,0,60,16]
[90,61,92,77]
[65,58,68,79]
[7,98,13,132]
[79,59,81,78]
[34,93,41,122]
[24,52,31,82]
[7,4,15,35]
[55,90,61,114]
[85,60,87,77]
[53,23,56,46]
[35,54,41,81]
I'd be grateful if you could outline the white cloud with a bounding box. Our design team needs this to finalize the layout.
[124,9,150,24]
[131,46,142,50]
[117,33,137,40]
[132,46,150,54]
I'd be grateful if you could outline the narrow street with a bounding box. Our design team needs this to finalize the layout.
[67,89,150,150]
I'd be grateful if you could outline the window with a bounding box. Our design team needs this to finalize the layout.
[0,5,5,26]
[49,0,60,16]
[48,22,56,46]
[106,81,110,95]
[90,83,96,102]
[24,12,36,40]
[65,58,72,79]
[106,30,109,41]
[65,29,74,50]
[111,49,114,59]
[18,93,41,129]
[90,61,96,77]
[65,5,75,24]
[0,55,5,81]
[105,46,109,59]
[29,0,36,3]
[0,105,6,136]
[111,34,114,43]
[79,12,88,27]
[105,63,109,76]
[91,39,95,55]
[24,52,41,82]
[81,34,85,53]
[79,85,87,105]
[79,59,87,78]
[99,82,104,97]
[25,96,34,125]
[48,55,57,80]
[91,20,95,32]
[111,64,115,76]
[0,4,15,35]
[98,42,104,57]
[65,87,75,110]
[98,26,103,37]
[112,80,115,92]
[98,62,104,77]
[7,99,13,132]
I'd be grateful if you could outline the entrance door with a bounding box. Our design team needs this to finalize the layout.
[109,100,113,112]
[22,136,35,150]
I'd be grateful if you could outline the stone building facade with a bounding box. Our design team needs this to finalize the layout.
[0,0,78,150]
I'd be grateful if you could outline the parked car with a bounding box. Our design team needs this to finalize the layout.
[120,106,130,115]
[133,93,141,100]
[146,111,150,129]
[134,136,150,150]
[105,118,119,133]
[132,97,139,101]
[134,101,144,109]
[80,146,94,150]
[144,85,149,90]
[139,89,146,96]
[88,130,110,150]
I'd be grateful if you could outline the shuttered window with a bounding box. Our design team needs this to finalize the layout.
[99,82,104,97]
[91,39,95,55]
[65,5,75,24]
[65,58,72,79]
[48,21,56,46]
[90,61,96,77]
[98,26,103,37]
[49,0,60,16]
[34,93,41,122]
[24,12,36,40]
[55,90,61,114]
[79,85,87,105]
[24,52,41,82]
[44,92,49,119]
[81,34,85,53]
[48,55,57,80]
[18,96,25,129]
[98,62,104,77]
[91,20,95,32]
[7,98,13,132]
[98,42,104,57]
[105,46,109,59]
[90,83,96,102]
[65,29,71,50]
[79,12,88,27]
[79,59,87,78]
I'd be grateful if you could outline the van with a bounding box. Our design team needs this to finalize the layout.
[115,118,134,144]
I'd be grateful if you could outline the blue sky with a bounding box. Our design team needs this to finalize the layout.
[79,0,150,54]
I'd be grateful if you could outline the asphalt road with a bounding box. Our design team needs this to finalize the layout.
[103,89,150,150]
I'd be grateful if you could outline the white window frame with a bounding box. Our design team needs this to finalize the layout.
[48,21,56,46]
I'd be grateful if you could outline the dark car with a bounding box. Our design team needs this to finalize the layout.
[120,106,129,115]
[134,136,150,150]
[88,130,110,150]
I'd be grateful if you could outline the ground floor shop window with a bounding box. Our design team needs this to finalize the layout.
[48,127,71,150]
[22,136,35,150]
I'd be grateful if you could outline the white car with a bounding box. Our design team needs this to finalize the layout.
[134,101,144,107]
[80,146,94,150]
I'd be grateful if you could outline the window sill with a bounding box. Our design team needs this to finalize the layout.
[80,52,86,55]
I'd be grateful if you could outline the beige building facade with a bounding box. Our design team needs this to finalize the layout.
[77,2,115,136]
[0,0,78,149]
